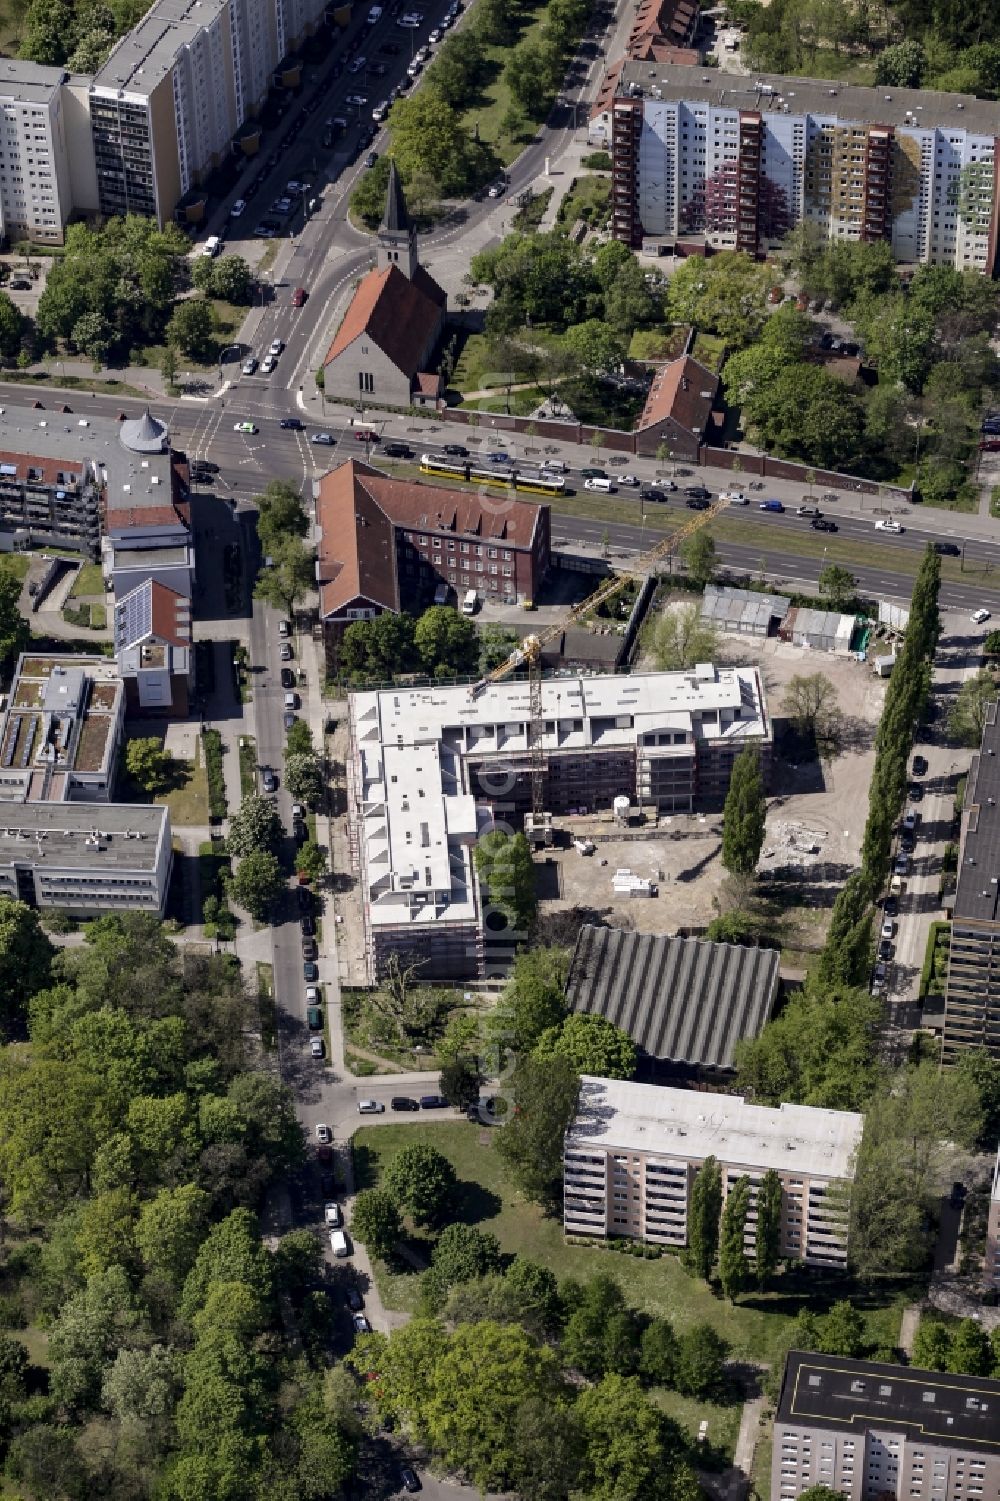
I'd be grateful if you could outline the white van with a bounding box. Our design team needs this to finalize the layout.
[284,690,298,710]
[201,235,221,258]
[461,589,478,616]
[330,1229,349,1257]
[585,476,615,493]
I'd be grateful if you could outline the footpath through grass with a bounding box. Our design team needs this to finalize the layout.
[353,1123,908,1364]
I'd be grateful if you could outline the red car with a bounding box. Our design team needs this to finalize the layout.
[353,427,379,443]
[291,286,308,307]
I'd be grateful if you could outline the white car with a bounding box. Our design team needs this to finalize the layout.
[260,354,276,374]
[415,43,430,60]
[372,101,388,121]
[305,985,321,1005]
[286,180,305,196]
[881,919,896,940]
[310,1037,324,1059]
[903,809,918,831]
[875,518,904,533]
[324,1201,342,1227]
[619,474,639,486]
[357,1099,385,1114]
[406,58,422,76]
[397,12,421,24]
[429,25,443,40]
[234,421,258,434]
[972,608,991,624]
[721,490,748,504]
[487,181,505,198]
[241,356,258,375]
[230,198,246,218]
[269,339,284,356]
[315,1123,332,1143]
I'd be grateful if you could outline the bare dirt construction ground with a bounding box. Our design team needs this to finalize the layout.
[538,627,887,960]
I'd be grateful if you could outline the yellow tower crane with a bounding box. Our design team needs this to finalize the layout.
[470,496,728,821]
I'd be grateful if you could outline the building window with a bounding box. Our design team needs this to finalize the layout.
[359,371,374,394]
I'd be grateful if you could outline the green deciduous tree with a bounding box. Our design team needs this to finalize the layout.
[735,978,880,1110]
[166,296,215,360]
[675,1323,728,1398]
[0,564,29,666]
[681,530,717,589]
[439,1054,482,1112]
[818,564,859,611]
[350,1188,401,1261]
[643,603,720,672]
[136,1183,212,1295]
[576,1373,674,1501]
[425,29,488,107]
[0,292,23,360]
[533,1012,636,1079]
[718,1175,751,1301]
[492,945,569,1057]
[423,1223,502,1309]
[686,1155,722,1281]
[0,896,53,1039]
[782,672,841,739]
[383,1143,457,1228]
[912,1318,952,1371]
[296,839,327,883]
[948,669,996,746]
[284,752,324,808]
[474,829,536,933]
[254,535,316,619]
[388,91,483,196]
[755,1168,783,1288]
[722,746,767,877]
[125,736,173,794]
[255,479,308,555]
[226,794,283,858]
[495,1053,579,1207]
[232,849,284,921]
[413,605,479,676]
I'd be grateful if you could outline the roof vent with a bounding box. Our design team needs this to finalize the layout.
[957,102,964,109]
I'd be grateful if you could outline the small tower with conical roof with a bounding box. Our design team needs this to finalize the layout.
[377,160,418,280]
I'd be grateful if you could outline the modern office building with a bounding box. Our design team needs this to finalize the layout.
[563,1076,862,1264]
[0,654,124,805]
[346,667,771,980]
[565,925,781,1079]
[609,64,1000,271]
[316,459,550,662]
[0,800,172,915]
[941,698,1000,1061]
[772,1351,1000,1501]
[985,1145,1000,1292]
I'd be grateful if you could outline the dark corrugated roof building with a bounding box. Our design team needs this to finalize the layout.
[565,925,780,1077]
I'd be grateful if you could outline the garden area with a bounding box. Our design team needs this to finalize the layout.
[353,1121,911,1363]
[343,980,485,1075]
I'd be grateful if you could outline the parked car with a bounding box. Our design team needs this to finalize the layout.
[230,198,246,217]
[881,919,896,939]
[261,766,277,792]
[324,1202,342,1226]
[875,518,904,533]
[303,961,319,981]
[301,915,316,935]
[358,1099,385,1114]
[400,1469,421,1494]
[419,1094,448,1109]
[365,151,379,168]
[316,1123,332,1144]
[280,642,293,660]
[310,1037,325,1059]
[878,939,894,960]
[353,1312,372,1334]
[391,1096,420,1111]
[972,608,991,624]
[345,1287,363,1311]
[307,1005,323,1030]
[912,754,928,776]
[302,937,318,959]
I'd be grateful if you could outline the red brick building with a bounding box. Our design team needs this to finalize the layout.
[316,460,550,665]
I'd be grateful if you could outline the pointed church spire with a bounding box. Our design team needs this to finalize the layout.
[380,160,410,236]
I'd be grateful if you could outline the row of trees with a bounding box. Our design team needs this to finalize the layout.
[0,907,360,1499]
[912,1315,1000,1377]
[338,604,479,683]
[19,0,148,71]
[684,1157,784,1298]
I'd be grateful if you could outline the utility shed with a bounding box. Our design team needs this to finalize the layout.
[780,606,855,655]
[565,925,780,1078]
[701,585,790,637]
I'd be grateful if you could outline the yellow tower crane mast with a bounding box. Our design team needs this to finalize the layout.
[470,496,728,820]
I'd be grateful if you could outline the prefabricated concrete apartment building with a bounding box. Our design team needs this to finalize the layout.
[346,665,771,981]
[564,1076,863,1266]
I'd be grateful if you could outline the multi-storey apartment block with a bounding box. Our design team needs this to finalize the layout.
[942,699,1000,1061]
[564,1076,862,1266]
[0,654,124,805]
[772,1352,1000,1501]
[611,65,1000,271]
[0,61,84,243]
[0,801,172,915]
[346,666,771,981]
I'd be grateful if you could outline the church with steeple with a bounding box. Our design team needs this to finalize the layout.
[322,162,448,409]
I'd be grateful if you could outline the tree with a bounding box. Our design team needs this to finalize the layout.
[0,564,29,666]
[718,1175,751,1301]
[639,1318,679,1386]
[562,319,626,376]
[254,535,315,618]
[125,736,174,794]
[425,29,487,107]
[101,1343,179,1433]
[495,1054,579,1207]
[0,291,22,360]
[167,296,215,360]
[383,1143,457,1228]
[286,719,314,757]
[255,479,308,554]
[735,979,881,1110]
[284,752,324,808]
[818,563,859,610]
[644,603,720,671]
[440,1054,482,1112]
[817,1300,865,1357]
[226,794,283,857]
[675,1323,728,1398]
[947,1317,993,1377]
[721,746,767,876]
[159,341,179,392]
[232,848,284,920]
[874,38,926,84]
[413,605,478,676]
[953,1048,1000,1147]
[667,252,771,349]
[561,1274,637,1379]
[686,1156,722,1281]
[949,669,996,746]
[350,1188,401,1261]
[493,945,569,1056]
[783,673,841,739]
[20,0,73,62]
[206,253,253,305]
[504,1258,561,1335]
[510,1396,584,1501]
[179,1207,273,1321]
[755,1168,783,1288]
[136,1183,212,1295]
[388,90,481,195]
[503,41,555,117]
[912,1319,952,1371]
[473,829,536,933]
[681,530,717,589]
[5,1425,88,1500]
[296,839,327,883]
[533,1012,637,1079]
[424,1223,503,1309]
[576,1373,672,1501]
[0,896,54,1039]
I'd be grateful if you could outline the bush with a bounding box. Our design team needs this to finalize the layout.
[581,150,612,169]
[202,729,227,821]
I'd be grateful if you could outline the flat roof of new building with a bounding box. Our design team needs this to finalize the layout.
[92,0,227,95]
[616,61,1000,134]
[567,1076,864,1180]
[0,653,123,797]
[0,404,175,514]
[952,699,1000,922]
[0,59,67,104]
[566,926,780,1070]
[777,1351,1000,1454]
[0,802,167,870]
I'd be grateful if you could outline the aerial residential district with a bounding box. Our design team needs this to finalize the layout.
[3,0,1000,1493]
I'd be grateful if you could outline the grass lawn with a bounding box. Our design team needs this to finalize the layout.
[691,332,726,372]
[556,174,611,231]
[70,562,106,598]
[353,1124,909,1363]
[257,961,276,1050]
[629,327,690,363]
[453,0,557,165]
[156,740,210,827]
[239,735,257,799]
[0,554,30,582]
[651,1388,741,1462]
[465,387,547,416]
